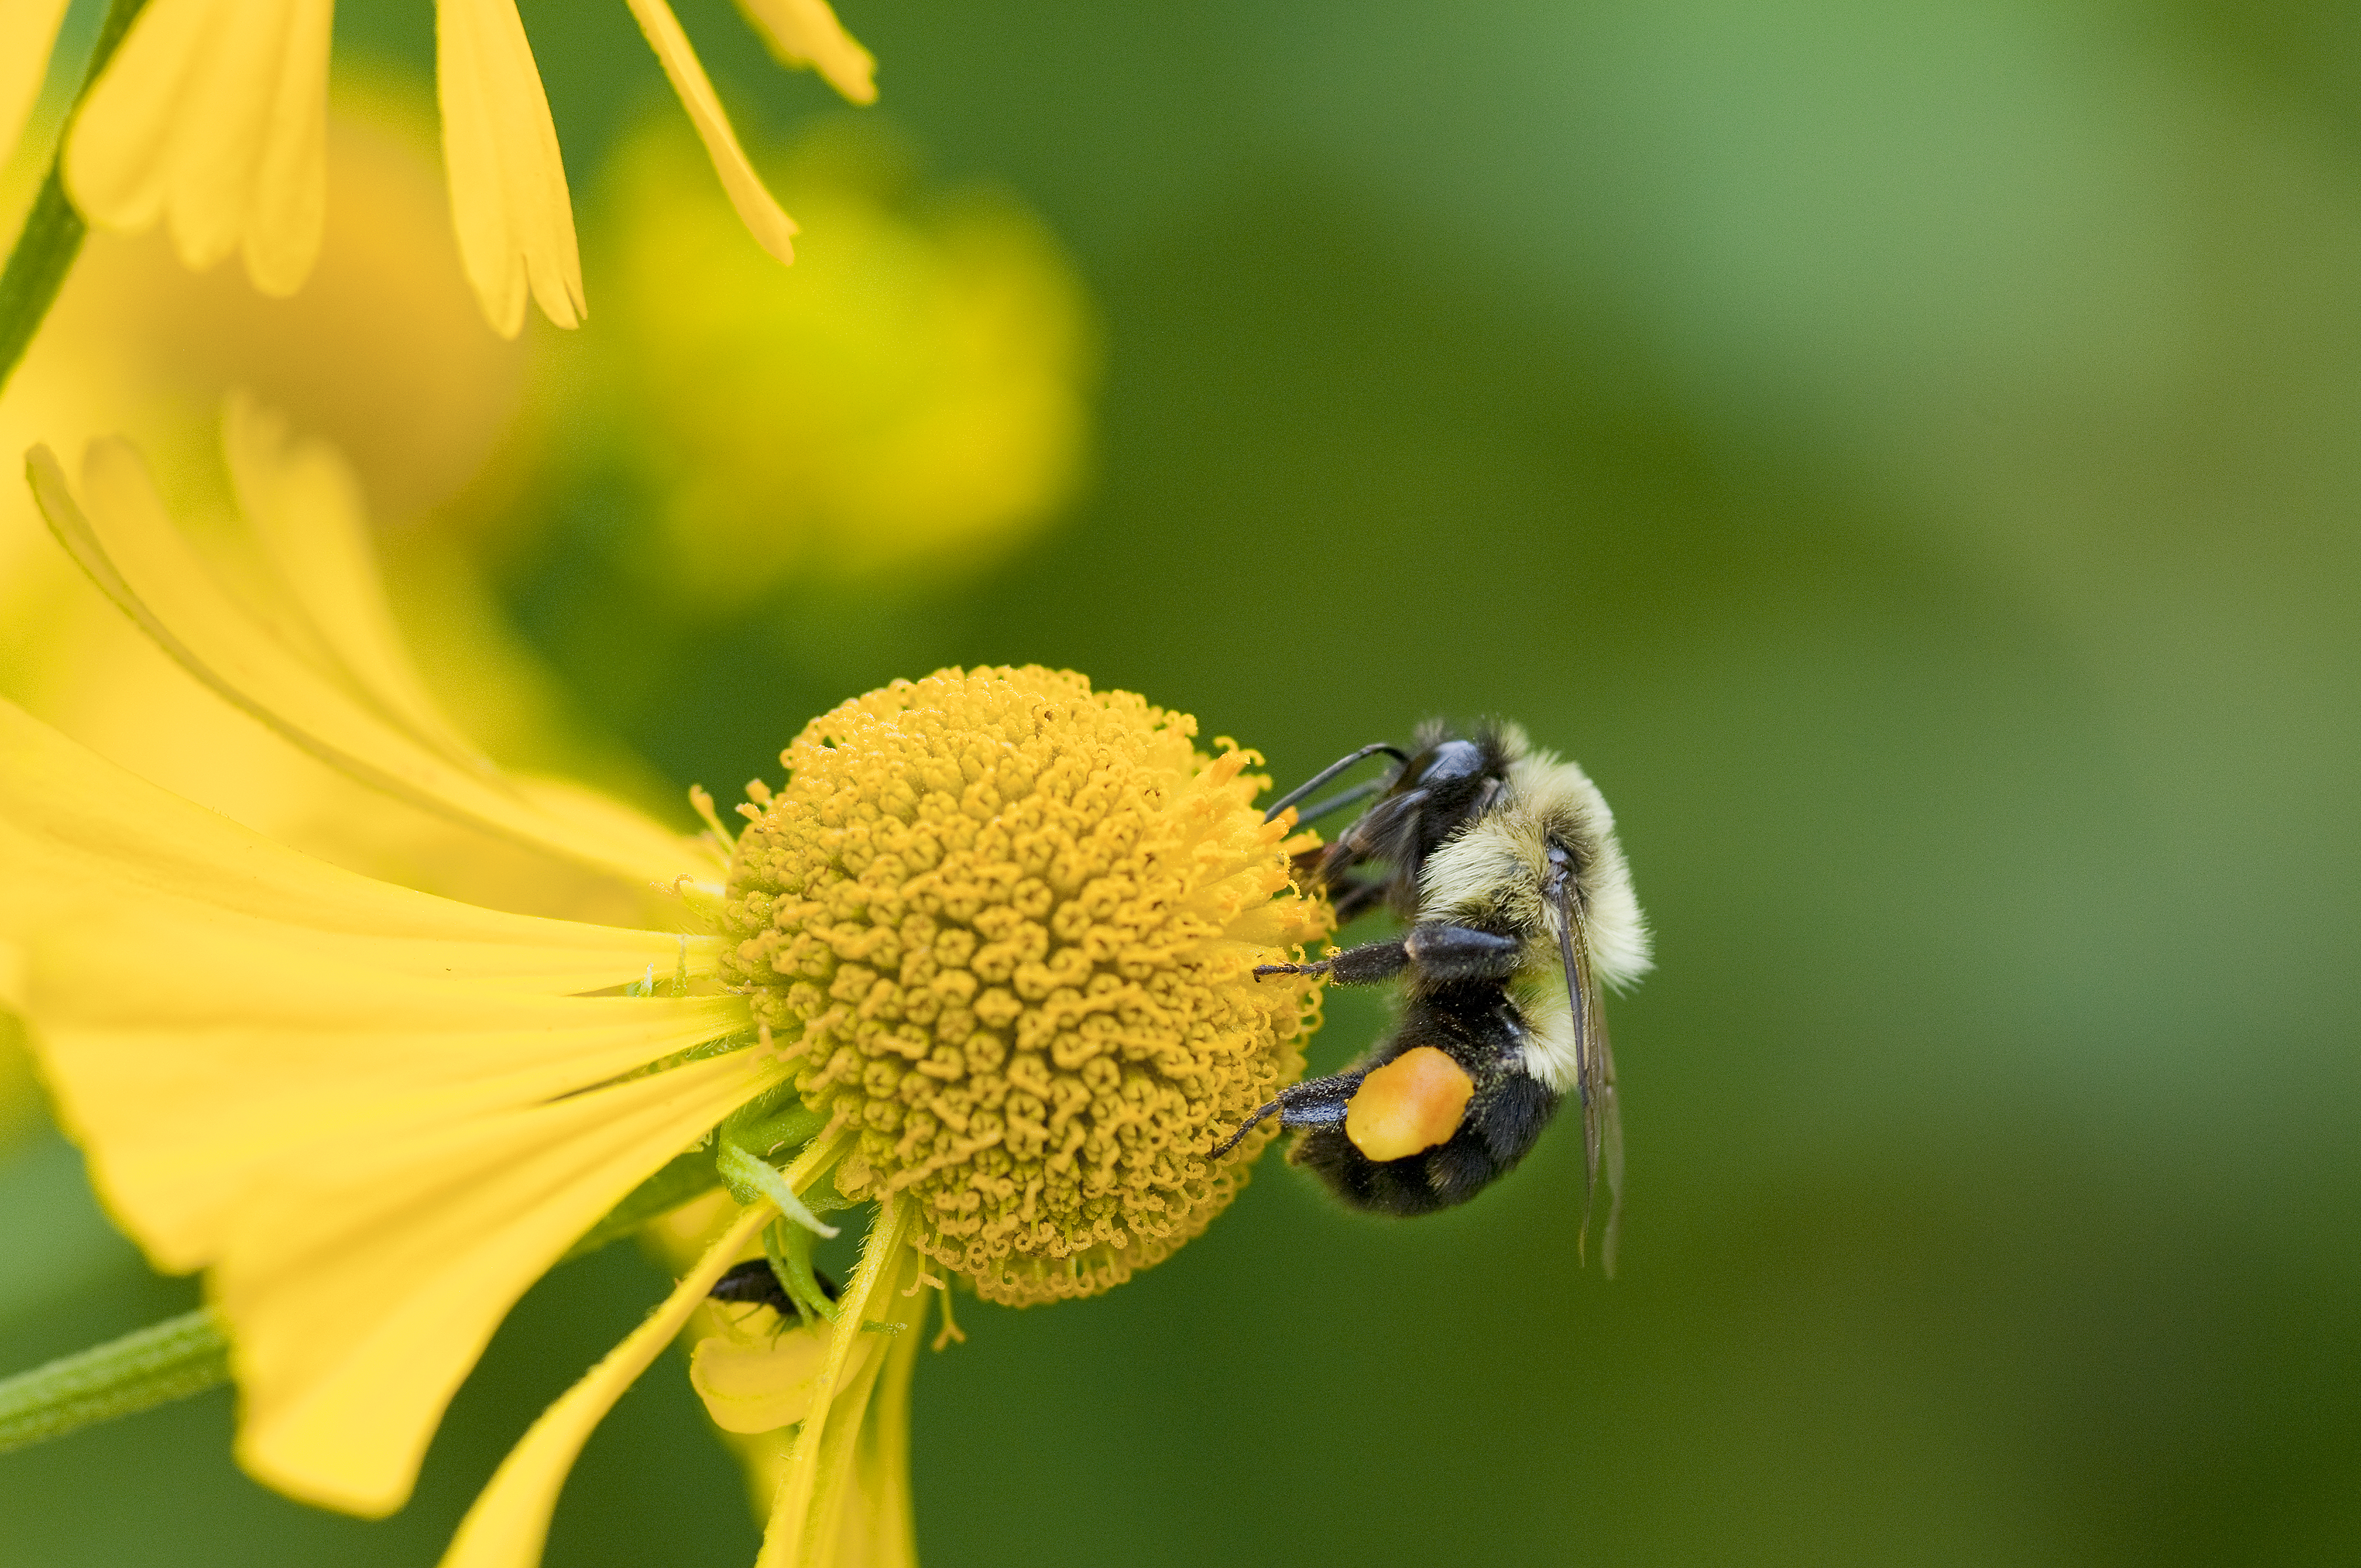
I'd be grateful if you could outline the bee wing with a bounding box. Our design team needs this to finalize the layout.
[1554,874,1623,1274]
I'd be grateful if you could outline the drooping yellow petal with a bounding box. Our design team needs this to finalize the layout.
[0,694,743,1269]
[36,953,746,1274]
[26,441,704,889]
[734,0,876,105]
[64,0,330,296]
[223,393,491,774]
[435,0,584,334]
[0,0,72,165]
[691,1323,851,1434]
[757,1203,919,1568]
[1,691,775,1514]
[437,1201,775,1568]
[625,0,798,264]
[226,1048,789,1517]
[842,1318,923,1568]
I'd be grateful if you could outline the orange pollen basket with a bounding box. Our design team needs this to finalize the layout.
[1343,1045,1474,1163]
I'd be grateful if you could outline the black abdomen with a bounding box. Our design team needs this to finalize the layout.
[1288,984,1561,1216]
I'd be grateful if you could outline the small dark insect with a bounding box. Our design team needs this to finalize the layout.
[1219,721,1649,1268]
[708,1259,840,1318]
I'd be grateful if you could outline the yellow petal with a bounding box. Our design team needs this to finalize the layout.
[37,965,748,1277]
[691,1322,853,1434]
[733,0,876,105]
[842,1319,923,1568]
[437,1203,774,1568]
[226,1049,788,1516]
[0,694,744,1270]
[757,1203,919,1568]
[0,0,73,165]
[435,0,584,334]
[26,441,701,889]
[510,774,727,899]
[0,695,706,980]
[223,393,491,774]
[65,0,330,296]
[625,0,798,264]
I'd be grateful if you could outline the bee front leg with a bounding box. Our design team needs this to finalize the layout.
[1254,923,1520,988]
[1253,938,1408,986]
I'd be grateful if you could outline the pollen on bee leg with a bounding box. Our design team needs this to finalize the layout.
[1344,1046,1474,1163]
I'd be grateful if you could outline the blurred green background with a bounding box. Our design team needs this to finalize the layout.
[7,0,2361,1564]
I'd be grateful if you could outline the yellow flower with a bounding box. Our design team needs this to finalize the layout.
[730,675,1325,1305]
[0,415,1328,1563]
[2,0,878,336]
[0,140,651,929]
[569,119,1097,607]
[0,99,548,1154]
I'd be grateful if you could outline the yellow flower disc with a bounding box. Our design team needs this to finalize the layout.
[720,667,1331,1306]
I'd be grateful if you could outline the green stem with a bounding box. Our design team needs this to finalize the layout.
[0,1306,230,1454]
[0,0,153,397]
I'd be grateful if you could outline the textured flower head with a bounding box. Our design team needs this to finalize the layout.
[725,669,1329,1303]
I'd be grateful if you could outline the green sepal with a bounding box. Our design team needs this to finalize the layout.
[761,1219,838,1325]
[716,1138,838,1237]
[719,1080,829,1158]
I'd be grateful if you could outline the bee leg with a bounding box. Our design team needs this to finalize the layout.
[1401,923,1524,982]
[1254,938,1408,986]
[1209,1069,1369,1159]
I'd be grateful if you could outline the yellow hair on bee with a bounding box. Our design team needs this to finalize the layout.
[1416,741,1651,991]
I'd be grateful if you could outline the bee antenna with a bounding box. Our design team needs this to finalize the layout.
[1289,775,1391,828]
[1264,742,1407,823]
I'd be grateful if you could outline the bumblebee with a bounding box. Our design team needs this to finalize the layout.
[1218,721,1650,1265]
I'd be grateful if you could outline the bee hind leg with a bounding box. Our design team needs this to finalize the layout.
[1207,1068,1368,1160]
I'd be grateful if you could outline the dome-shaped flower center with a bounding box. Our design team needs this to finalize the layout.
[719,667,1330,1306]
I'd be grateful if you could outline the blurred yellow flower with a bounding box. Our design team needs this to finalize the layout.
[0,87,677,925]
[0,414,1326,1564]
[1,0,878,335]
[572,119,1097,607]
[0,90,566,1149]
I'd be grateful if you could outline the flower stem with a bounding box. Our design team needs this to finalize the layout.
[0,1306,230,1454]
[0,0,151,397]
